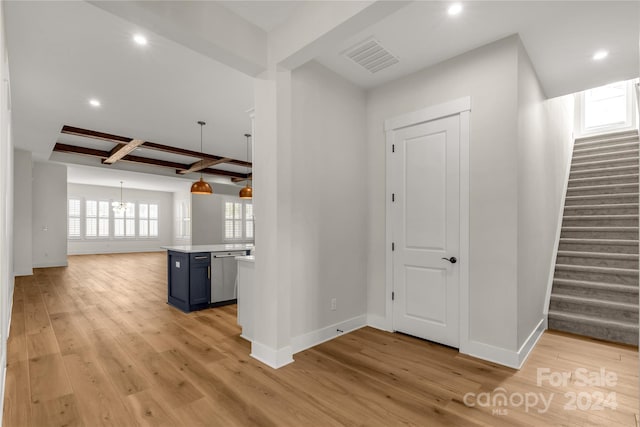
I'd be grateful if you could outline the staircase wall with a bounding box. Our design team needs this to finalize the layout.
[516,40,576,350]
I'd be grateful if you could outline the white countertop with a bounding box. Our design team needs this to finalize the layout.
[161,244,254,253]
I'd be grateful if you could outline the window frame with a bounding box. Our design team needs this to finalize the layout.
[223,198,253,242]
[138,202,159,239]
[576,79,638,138]
[67,198,82,239]
[84,199,110,239]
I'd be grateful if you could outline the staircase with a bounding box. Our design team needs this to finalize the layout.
[549,129,640,346]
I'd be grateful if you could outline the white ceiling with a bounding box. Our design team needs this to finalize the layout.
[5,1,639,192]
[5,1,254,166]
[315,1,639,97]
[220,1,300,32]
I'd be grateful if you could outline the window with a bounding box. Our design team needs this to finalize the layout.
[224,200,253,241]
[114,202,136,237]
[139,203,159,238]
[68,198,81,238]
[578,79,637,136]
[245,203,254,239]
[85,200,109,238]
[176,201,191,239]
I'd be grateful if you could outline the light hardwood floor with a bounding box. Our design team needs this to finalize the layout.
[3,252,638,426]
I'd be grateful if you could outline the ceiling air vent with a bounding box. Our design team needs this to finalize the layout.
[342,38,399,74]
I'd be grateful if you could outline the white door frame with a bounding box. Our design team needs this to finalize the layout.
[384,96,470,353]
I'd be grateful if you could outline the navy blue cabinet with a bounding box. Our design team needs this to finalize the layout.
[167,251,211,312]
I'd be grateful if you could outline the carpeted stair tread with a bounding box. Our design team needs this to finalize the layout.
[553,278,638,293]
[562,214,638,221]
[573,143,640,156]
[550,293,638,310]
[569,164,639,177]
[568,174,639,186]
[548,310,639,330]
[574,130,639,145]
[570,157,639,170]
[567,183,637,192]
[561,226,638,232]
[559,238,639,246]
[564,203,639,210]
[555,263,638,276]
[572,148,639,163]
[565,193,639,201]
[556,250,638,261]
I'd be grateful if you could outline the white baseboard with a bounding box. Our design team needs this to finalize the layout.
[250,341,293,369]
[291,315,367,354]
[516,319,546,369]
[0,352,6,427]
[366,313,392,332]
[32,260,68,268]
[462,319,545,369]
[13,269,32,277]
[67,248,165,255]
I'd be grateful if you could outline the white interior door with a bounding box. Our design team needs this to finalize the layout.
[391,114,460,348]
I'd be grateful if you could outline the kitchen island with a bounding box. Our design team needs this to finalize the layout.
[162,244,253,312]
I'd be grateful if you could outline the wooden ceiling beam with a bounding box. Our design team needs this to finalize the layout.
[103,139,145,165]
[61,125,131,144]
[177,157,232,175]
[60,125,252,168]
[231,173,252,183]
[53,143,246,179]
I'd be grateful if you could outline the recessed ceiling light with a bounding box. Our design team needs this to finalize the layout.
[89,99,101,107]
[133,34,148,46]
[448,3,463,16]
[592,50,608,61]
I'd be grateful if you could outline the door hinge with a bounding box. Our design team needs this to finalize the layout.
[392,193,395,202]
[392,242,395,251]
[392,291,395,301]
[392,144,395,153]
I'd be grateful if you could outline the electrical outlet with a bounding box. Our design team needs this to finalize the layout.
[331,298,337,311]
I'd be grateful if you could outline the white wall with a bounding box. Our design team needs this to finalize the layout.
[290,61,367,338]
[67,183,173,254]
[516,41,575,348]
[32,162,67,267]
[191,185,253,245]
[12,149,31,275]
[366,36,520,351]
[0,3,13,421]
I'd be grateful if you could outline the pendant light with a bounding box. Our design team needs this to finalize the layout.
[239,133,252,199]
[191,121,213,195]
[112,181,126,214]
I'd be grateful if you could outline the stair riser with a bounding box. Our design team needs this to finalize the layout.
[553,284,638,304]
[569,176,639,188]
[570,167,639,179]
[548,317,639,346]
[554,268,638,285]
[558,242,639,254]
[562,218,638,227]
[565,195,639,206]
[573,150,639,164]
[564,206,638,215]
[572,159,639,173]
[567,186,638,197]
[550,298,638,322]
[574,133,639,145]
[574,143,640,157]
[560,229,638,239]
[555,255,638,269]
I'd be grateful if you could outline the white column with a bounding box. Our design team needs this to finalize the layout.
[250,68,293,368]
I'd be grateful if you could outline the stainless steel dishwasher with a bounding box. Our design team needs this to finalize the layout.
[210,251,247,305]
